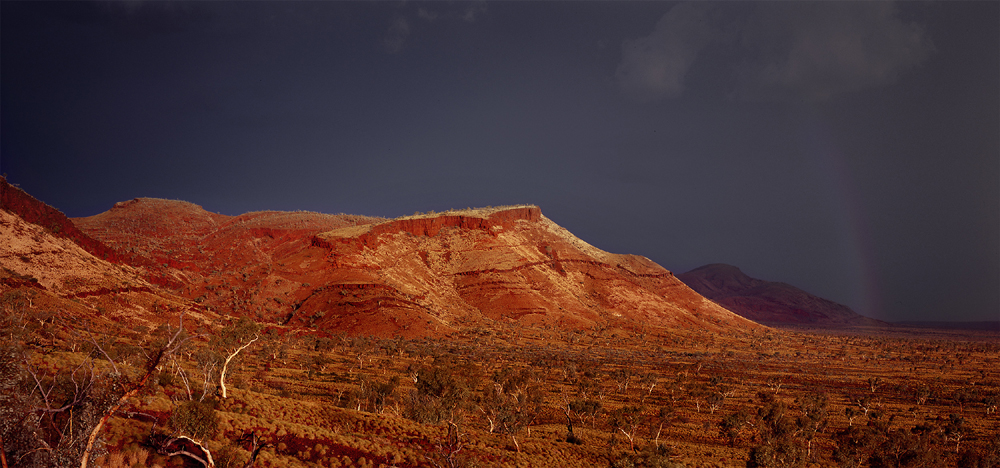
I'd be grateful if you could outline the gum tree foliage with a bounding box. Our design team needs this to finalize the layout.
[366,375,401,414]
[0,298,32,468]
[650,404,677,449]
[560,394,583,445]
[832,410,964,468]
[957,436,1000,468]
[637,372,659,403]
[982,392,999,415]
[866,424,945,468]
[405,356,482,426]
[169,399,221,442]
[795,392,830,458]
[832,420,888,468]
[719,408,754,447]
[476,365,545,452]
[152,398,224,468]
[942,414,967,453]
[610,405,645,454]
[569,399,603,428]
[745,393,807,468]
[610,444,686,468]
[343,375,400,414]
[613,365,635,395]
[577,372,600,401]
[688,383,711,413]
[912,383,932,406]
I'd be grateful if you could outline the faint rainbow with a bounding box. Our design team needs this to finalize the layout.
[795,108,883,320]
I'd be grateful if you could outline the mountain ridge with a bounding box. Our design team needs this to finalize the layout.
[3,177,766,337]
[1,177,126,263]
[0,181,204,329]
[73,198,759,336]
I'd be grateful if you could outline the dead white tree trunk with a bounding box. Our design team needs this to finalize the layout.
[80,314,188,468]
[219,336,258,399]
[1,433,9,468]
[80,374,154,468]
[159,436,216,468]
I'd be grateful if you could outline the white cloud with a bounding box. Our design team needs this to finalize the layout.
[616,2,934,102]
[417,2,486,24]
[615,2,718,101]
[417,8,439,22]
[388,2,486,54]
[737,2,934,102]
[383,17,410,54]
[460,2,487,23]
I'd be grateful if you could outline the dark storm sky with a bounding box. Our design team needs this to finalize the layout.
[2,1,997,323]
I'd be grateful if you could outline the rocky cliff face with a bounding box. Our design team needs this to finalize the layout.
[75,201,758,337]
[678,263,884,328]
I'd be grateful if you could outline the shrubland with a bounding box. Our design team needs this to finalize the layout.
[2,293,998,468]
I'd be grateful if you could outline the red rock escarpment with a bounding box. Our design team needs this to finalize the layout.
[316,206,541,249]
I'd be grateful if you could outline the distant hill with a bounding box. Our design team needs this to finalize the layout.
[677,263,884,328]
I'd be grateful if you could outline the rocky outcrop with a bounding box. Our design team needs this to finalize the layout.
[377,206,540,238]
[318,206,542,248]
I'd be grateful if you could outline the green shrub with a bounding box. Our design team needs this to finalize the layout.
[169,400,220,441]
[610,444,685,468]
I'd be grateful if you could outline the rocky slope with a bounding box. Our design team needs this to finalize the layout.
[75,200,759,337]
[0,182,198,328]
[1,177,124,263]
[677,263,883,328]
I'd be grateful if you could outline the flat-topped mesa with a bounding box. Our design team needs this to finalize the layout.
[315,205,541,248]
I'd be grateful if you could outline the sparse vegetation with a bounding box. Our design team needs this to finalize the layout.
[3,287,998,467]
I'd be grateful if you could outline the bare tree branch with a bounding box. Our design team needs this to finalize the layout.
[158,436,216,468]
[219,335,258,399]
[79,312,192,468]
